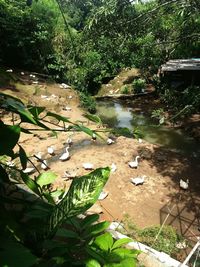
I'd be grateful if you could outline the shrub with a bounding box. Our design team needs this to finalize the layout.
[121,85,129,94]
[79,91,97,114]
[132,78,146,94]
[151,108,165,124]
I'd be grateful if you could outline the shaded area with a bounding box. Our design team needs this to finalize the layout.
[0,69,20,92]
[160,192,200,261]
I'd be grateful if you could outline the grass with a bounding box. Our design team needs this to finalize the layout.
[121,213,182,257]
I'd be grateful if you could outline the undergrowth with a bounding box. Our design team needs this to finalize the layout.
[122,214,182,257]
[79,91,97,114]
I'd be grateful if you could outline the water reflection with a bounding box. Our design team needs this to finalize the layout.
[96,100,200,155]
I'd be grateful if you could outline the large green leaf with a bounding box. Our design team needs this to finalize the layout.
[46,111,71,123]
[42,192,56,204]
[84,221,110,238]
[81,214,100,229]
[104,258,136,267]
[0,93,37,124]
[56,228,79,239]
[0,122,20,156]
[83,113,102,125]
[109,248,139,261]
[19,145,27,169]
[85,259,101,267]
[21,172,41,196]
[112,238,132,250]
[48,167,110,235]
[36,172,57,187]
[86,247,106,265]
[94,232,113,252]
[73,124,104,140]
[34,119,52,130]
[28,106,46,119]
[72,124,94,136]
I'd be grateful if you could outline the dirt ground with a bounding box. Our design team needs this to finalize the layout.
[1,70,200,259]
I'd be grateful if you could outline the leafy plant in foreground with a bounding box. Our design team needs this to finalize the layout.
[86,232,140,267]
[0,92,139,266]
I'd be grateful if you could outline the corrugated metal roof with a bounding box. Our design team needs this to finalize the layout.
[161,59,200,72]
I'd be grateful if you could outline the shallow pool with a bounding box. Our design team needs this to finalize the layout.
[96,100,200,156]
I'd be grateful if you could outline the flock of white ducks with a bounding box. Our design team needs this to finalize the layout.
[20,133,190,193]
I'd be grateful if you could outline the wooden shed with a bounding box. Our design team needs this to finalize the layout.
[160,59,200,88]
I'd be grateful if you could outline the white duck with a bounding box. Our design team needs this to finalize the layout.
[59,147,70,161]
[111,163,117,172]
[98,191,108,200]
[128,156,140,168]
[92,133,97,141]
[23,167,35,174]
[180,179,189,190]
[63,106,71,111]
[107,138,115,145]
[66,137,73,146]
[82,163,94,170]
[138,138,143,143]
[6,160,15,167]
[47,146,55,155]
[41,160,48,170]
[130,175,146,186]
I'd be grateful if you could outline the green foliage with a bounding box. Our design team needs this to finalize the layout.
[0,93,139,266]
[133,127,144,139]
[139,225,178,255]
[48,167,111,234]
[1,0,200,104]
[122,214,179,256]
[151,108,165,125]
[158,84,200,120]
[121,85,129,94]
[0,230,37,267]
[79,92,97,114]
[87,232,139,266]
[132,78,146,94]
[83,113,103,125]
[0,122,21,156]
[111,127,143,139]
[0,0,61,72]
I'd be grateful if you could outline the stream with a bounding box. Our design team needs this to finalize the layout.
[96,99,200,157]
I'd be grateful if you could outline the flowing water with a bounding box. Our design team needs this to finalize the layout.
[96,99,200,156]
